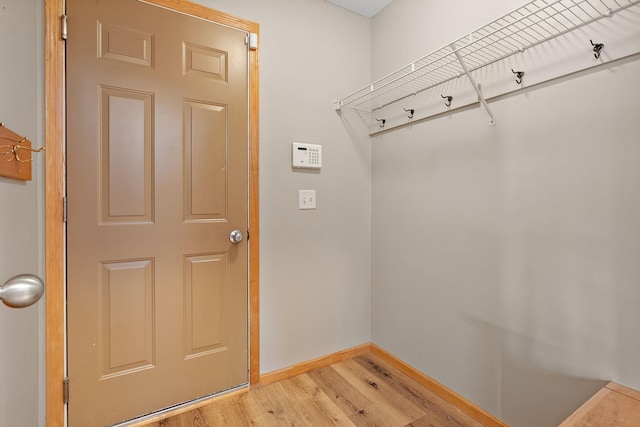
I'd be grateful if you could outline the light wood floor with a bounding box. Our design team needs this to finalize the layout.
[559,382,640,427]
[145,353,487,427]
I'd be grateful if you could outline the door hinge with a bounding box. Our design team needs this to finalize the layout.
[61,14,68,41]
[63,196,68,223]
[246,230,250,241]
[63,377,69,404]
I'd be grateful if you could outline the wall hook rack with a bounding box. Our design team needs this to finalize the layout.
[590,39,604,58]
[441,95,453,107]
[0,123,46,164]
[0,122,42,180]
[404,108,415,119]
[511,69,525,84]
[376,118,386,128]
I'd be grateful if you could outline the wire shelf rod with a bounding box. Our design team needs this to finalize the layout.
[339,0,640,111]
[368,4,629,112]
[368,60,463,108]
[369,1,612,112]
[342,0,559,106]
[343,51,458,107]
[459,1,589,54]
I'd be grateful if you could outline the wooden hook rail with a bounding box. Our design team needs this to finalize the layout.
[0,123,45,181]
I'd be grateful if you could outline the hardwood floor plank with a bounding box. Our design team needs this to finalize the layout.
[198,392,263,426]
[346,402,421,427]
[149,352,507,427]
[308,366,405,427]
[248,382,300,426]
[157,408,208,427]
[353,354,483,427]
[307,365,374,416]
[559,384,640,427]
[403,415,446,427]
[331,359,424,425]
[605,382,640,402]
[279,374,355,426]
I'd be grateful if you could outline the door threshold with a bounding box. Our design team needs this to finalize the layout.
[112,383,250,427]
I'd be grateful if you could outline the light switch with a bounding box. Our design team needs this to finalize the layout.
[298,190,316,210]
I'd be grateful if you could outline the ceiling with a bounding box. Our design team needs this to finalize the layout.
[324,0,393,18]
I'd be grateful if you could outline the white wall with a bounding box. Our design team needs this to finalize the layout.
[0,0,45,426]
[371,1,640,426]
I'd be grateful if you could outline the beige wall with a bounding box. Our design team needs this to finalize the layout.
[10,1,637,425]
[196,0,373,373]
[370,1,640,426]
[0,0,45,426]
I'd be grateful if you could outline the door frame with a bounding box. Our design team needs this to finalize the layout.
[44,1,260,425]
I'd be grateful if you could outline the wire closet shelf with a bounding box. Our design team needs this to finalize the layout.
[337,0,640,113]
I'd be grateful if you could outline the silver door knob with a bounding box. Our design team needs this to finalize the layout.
[1,274,44,308]
[229,229,243,244]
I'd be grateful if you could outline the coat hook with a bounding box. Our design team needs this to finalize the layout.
[376,118,386,128]
[0,142,45,163]
[511,69,525,85]
[590,39,604,59]
[403,108,414,119]
[441,95,453,107]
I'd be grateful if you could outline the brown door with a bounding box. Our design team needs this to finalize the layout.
[66,0,249,425]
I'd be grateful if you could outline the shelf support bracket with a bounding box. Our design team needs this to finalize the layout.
[452,45,495,125]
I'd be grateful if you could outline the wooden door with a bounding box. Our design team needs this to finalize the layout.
[66,0,249,425]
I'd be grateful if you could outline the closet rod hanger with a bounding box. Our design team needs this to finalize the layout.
[404,108,415,118]
[441,95,453,107]
[376,118,386,128]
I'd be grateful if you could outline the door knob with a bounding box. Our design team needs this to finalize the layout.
[229,229,243,244]
[1,274,44,308]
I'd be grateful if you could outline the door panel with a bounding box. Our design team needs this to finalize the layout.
[100,86,154,223]
[66,0,249,425]
[184,101,228,221]
[99,259,154,377]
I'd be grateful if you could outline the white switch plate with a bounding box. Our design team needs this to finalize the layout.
[298,190,316,210]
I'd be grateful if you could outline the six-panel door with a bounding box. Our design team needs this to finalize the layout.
[66,0,249,425]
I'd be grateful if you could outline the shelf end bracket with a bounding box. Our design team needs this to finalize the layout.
[452,45,495,125]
